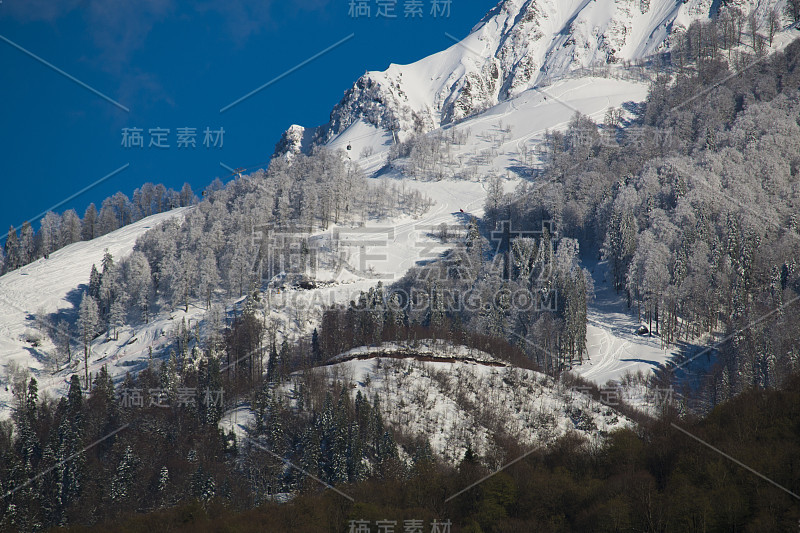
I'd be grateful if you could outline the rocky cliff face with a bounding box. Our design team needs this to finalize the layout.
[272,124,312,161]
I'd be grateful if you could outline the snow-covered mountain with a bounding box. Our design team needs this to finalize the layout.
[276,0,781,156]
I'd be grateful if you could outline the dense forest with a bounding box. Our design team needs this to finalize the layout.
[2,366,798,531]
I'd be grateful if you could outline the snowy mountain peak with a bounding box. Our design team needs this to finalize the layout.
[301,0,775,147]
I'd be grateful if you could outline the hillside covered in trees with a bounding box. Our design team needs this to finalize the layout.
[2,182,195,276]
[490,31,800,407]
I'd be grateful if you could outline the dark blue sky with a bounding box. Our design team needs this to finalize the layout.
[0,0,494,234]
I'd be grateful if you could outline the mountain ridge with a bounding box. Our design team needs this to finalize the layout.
[274,0,778,158]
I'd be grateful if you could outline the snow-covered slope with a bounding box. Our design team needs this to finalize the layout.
[0,208,190,414]
[318,345,630,465]
[330,76,650,178]
[223,339,641,464]
[275,0,784,155]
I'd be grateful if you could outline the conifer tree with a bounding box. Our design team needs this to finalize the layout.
[78,293,99,388]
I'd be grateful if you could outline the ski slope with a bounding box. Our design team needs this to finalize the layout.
[258,178,494,339]
[328,75,678,393]
[576,254,675,388]
[319,75,675,398]
[264,77,662,388]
